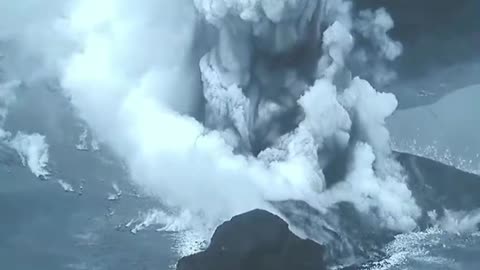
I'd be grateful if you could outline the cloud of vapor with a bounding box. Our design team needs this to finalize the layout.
[436,209,480,234]
[8,132,50,178]
[0,78,50,179]
[351,7,402,86]
[60,0,284,221]
[0,80,18,129]
[1,0,421,236]
[321,143,419,230]
[0,0,73,82]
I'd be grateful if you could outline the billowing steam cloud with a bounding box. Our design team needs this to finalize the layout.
[9,132,50,178]
[0,0,421,233]
[0,79,49,178]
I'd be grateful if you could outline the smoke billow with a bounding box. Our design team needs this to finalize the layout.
[190,0,419,230]
[0,79,50,178]
[8,132,50,178]
[1,0,421,238]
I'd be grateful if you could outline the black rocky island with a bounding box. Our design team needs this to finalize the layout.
[177,209,327,270]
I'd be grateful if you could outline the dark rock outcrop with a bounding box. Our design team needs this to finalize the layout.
[397,152,480,225]
[176,209,326,270]
[176,153,480,270]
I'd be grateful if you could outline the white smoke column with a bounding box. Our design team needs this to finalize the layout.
[0,2,58,180]
[340,77,398,162]
[353,7,403,85]
[321,143,420,230]
[8,132,50,178]
[356,8,402,61]
[259,78,352,200]
[60,0,301,224]
[197,1,420,230]
[194,0,420,232]
[437,209,480,234]
[0,0,421,235]
[58,0,354,225]
[59,0,421,232]
[316,21,354,79]
[0,80,51,179]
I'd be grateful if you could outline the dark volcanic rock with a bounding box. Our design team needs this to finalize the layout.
[397,152,480,224]
[176,209,326,270]
[177,153,480,270]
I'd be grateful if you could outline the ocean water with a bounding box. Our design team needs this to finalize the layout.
[2,137,480,270]
[0,137,177,270]
[369,229,480,270]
